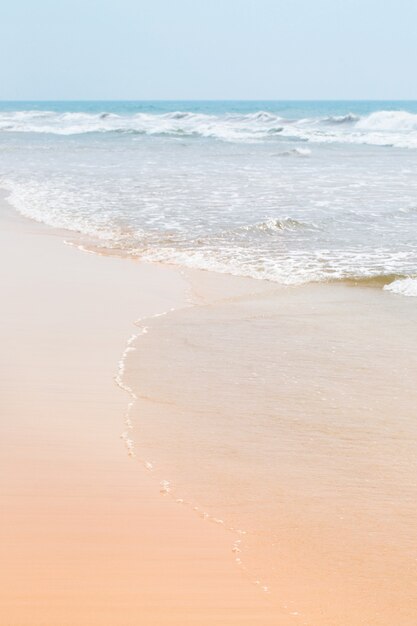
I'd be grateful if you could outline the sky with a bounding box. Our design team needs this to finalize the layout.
[1,0,417,100]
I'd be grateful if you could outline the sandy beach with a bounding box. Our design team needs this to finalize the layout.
[1,192,417,626]
[127,273,417,625]
[0,198,283,626]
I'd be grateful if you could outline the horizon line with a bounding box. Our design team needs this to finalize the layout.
[1,98,417,103]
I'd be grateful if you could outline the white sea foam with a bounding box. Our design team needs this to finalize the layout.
[0,109,285,142]
[3,167,417,287]
[142,245,417,286]
[384,277,417,297]
[283,110,417,148]
[2,104,417,289]
[356,110,417,132]
[1,108,417,147]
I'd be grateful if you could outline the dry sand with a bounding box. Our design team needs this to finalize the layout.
[0,200,280,626]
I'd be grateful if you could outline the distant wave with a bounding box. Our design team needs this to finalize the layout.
[163,111,191,120]
[323,113,359,124]
[0,110,286,142]
[356,110,417,131]
[276,147,311,157]
[1,108,417,147]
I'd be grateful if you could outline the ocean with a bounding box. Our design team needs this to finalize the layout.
[1,100,417,294]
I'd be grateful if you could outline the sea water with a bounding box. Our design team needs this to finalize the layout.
[1,100,417,291]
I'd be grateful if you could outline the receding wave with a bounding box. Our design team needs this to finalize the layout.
[333,274,407,288]
[4,174,417,291]
[1,108,417,147]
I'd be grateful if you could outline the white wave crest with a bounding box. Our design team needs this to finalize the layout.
[0,109,285,142]
[384,278,417,297]
[282,110,417,149]
[356,110,417,131]
[2,108,417,148]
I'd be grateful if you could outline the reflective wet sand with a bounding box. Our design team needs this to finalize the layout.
[125,272,417,625]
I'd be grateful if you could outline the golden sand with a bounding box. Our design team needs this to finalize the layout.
[0,202,281,625]
[124,270,417,626]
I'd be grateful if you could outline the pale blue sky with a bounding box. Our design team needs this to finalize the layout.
[1,0,416,100]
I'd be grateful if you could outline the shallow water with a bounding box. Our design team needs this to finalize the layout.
[1,101,417,287]
[124,278,417,625]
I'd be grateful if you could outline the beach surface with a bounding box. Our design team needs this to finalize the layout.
[0,199,281,626]
[124,268,417,625]
[1,193,417,626]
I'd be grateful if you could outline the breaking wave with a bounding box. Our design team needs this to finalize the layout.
[324,113,359,124]
[356,110,417,131]
[3,101,417,294]
[1,108,417,147]
[0,110,285,142]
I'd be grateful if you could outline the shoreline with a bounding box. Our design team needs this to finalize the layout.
[123,262,417,625]
[2,191,417,625]
[0,197,281,625]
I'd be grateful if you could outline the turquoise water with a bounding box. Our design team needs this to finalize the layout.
[1,101,417,290]
[2,99,417,116]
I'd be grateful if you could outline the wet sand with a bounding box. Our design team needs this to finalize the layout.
[124,270,417,625]
[0,200,281,625]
